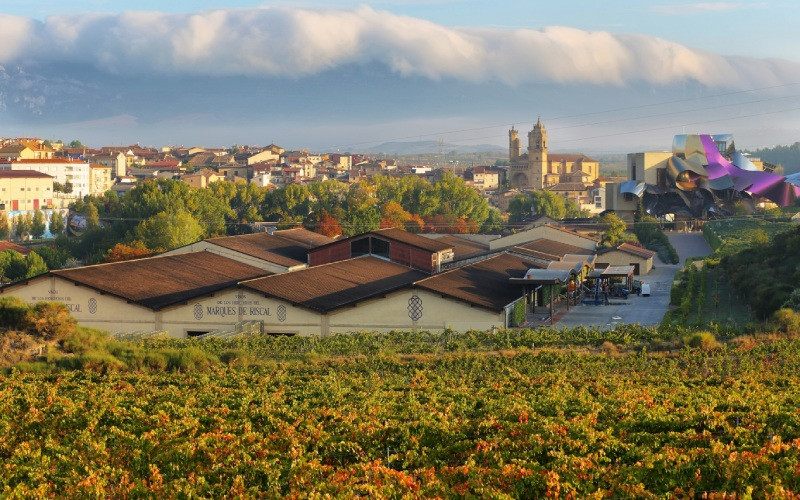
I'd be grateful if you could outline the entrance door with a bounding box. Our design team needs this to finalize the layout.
[630,263,640,275]
[33,199,39,210]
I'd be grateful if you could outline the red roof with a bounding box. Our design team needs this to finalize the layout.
[0,170,53,179]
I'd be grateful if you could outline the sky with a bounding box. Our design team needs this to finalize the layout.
[2,1,800,153]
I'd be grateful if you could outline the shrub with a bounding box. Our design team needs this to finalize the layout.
[61,326,110,354]
[23,302,76,341]
[772,308,800,335]
[164,347,218,372]
[219,349,255,368]
[0,296,31,330]
[683,331,718,350]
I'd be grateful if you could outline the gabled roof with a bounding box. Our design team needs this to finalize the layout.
[548,153,597,162]
[5,251,270,311]
[273,228,334,248]
[310,228,453,254]
[596,242,657,259]
[429,235,489,260]
[204,232,316,268]
[0,170,53,179]
[511,238,593,260]
[239,256,426,313]
[414,253,544,312]
[0,241,32,255]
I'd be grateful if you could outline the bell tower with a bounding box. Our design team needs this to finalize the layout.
[528,117,547,189]
[509,126,520,161]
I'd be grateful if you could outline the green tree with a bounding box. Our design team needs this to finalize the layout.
[14,214,31,241]
[340,205,381,237]
[35,246,71,270]
[1,250,27,281]
[481,207,505,232]
[83,202,100,230]
[133,210,204,252]
[24,251,48,278]
[49,211,65,236]
[68,140,84,149]
[598,212,628,248]
[0,211,8,240]
[30,210,46,239]
[529,190,567,220]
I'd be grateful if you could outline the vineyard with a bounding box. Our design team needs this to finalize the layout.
[4,331,800,497]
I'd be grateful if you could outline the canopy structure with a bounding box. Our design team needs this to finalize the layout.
[509,267,581,325]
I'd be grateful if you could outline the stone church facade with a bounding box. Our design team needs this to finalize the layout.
[508,118,599,189]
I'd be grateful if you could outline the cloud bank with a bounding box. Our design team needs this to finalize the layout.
[3,6,799,88]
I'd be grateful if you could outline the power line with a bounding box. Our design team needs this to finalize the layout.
[322,82,800,151]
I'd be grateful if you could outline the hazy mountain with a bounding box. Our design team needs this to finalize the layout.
[362,141,504,155]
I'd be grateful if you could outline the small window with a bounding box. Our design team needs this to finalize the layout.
[372,238,390,259]
[351,237,370,257]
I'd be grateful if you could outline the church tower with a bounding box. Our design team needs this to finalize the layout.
[509,126,521,161]
[527,117,547,189]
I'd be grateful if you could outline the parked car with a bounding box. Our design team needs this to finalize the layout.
[641,283,651,297]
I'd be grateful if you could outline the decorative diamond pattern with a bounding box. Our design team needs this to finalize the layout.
[407,295,423,321]
[277,304,286,322]
[193,303,203,321]
[88,298,97,315]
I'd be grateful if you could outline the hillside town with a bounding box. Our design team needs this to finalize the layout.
[0,122,798,338]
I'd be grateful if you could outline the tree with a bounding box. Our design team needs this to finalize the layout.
[315,212,343,238]
[14,214,31,241]
[529,190,567,220]
[68,140,84,149]
[380,202,412,230]
[340,205,381,237]
[49,211,65,237]
[24,251,48,278]
[30,210,46,239]
[481,208,505,232]
[35,245,71,270]
[106,242,153,263]
[133,210,204,252]
[1,250,27,281]
[0,211,8,240]
[83,202,100,230]
[598,212,630,248]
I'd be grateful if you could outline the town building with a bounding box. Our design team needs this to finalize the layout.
[0,170,54,211]
[0,158,91,198]
[508,118,599,190]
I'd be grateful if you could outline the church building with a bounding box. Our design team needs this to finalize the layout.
[508,118,599,189]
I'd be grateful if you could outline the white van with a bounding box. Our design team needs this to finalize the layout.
[641,283,651,297]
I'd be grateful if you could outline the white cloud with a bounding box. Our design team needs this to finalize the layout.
[0,6,797,88]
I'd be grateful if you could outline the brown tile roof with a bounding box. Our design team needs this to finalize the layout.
[544,224,600,243]
[205,232,315,268]
[273,228,335,248]
[414,253,544,312]
[312,228,452,254]
[0,241,32,255]
[431,235,489,260]
[41,251,270,310]
[240,256,426,312]
[597,242,657,259]
[0,170,53,179]
[548,153,597,162]
[546,182,589,192]
[513,238,593,260]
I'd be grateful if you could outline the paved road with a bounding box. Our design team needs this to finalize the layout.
[555,232,714,329]
[666,232,713,265]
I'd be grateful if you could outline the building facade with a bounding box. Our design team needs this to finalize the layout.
[509,118,599,190]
